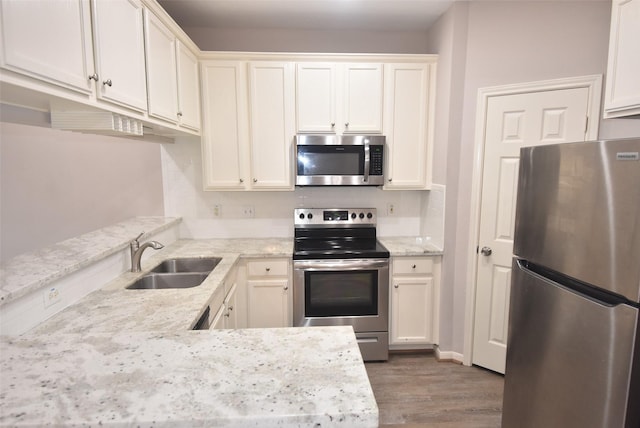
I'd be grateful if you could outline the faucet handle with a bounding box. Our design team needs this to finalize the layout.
[133,232,144,242]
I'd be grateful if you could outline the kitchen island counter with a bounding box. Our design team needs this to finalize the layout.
[0,327,377,427]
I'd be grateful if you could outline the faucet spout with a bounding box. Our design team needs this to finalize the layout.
[130,232,164,272]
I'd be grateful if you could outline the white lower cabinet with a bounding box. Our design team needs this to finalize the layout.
[389,256,441,348]
[246,258,292,328]
[212,283,238,329]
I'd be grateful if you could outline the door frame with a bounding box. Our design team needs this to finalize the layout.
[462,75,603,366]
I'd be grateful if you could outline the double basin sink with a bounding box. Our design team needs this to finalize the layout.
[127,257,221,290]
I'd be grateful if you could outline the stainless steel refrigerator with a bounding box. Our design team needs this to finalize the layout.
[502,138,640,428]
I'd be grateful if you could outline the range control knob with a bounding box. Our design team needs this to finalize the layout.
[359,212,365,219]
[351,212,357,219]
[299,213,305,220]
[367,212,373,219]
[307,213,313,219]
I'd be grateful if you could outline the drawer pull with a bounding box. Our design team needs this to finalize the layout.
[265,267,271,272]
[412,264,416,269]
[394,284,399,288]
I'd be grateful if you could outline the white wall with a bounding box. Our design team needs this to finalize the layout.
[427,0,640,355]
[0,119,164,261]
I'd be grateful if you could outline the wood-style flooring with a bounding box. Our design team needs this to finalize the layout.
[365,352,504,427]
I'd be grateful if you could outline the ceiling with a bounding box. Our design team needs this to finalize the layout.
[157,0,457,32]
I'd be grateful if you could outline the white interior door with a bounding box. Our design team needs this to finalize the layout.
[472,87,591,374]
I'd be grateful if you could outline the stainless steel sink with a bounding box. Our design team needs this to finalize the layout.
[126,257,222,290]
[149,257,222,274]
[126,272,210,290]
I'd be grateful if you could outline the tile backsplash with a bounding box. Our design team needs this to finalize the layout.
[162,139,444,246]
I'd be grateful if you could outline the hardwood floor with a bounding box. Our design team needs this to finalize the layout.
[365,351,504,427]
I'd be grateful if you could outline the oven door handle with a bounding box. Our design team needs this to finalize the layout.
[293,259,389,270]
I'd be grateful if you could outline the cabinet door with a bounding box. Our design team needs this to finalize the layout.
[343,63,383,133]
[176,41,201,131]
[91,0,147,112]
[211,305,226,330]
[603,0,640,118]
[223,283,238,329]
[144,9,178,123]
[390,276,434,344]
[201,61,247,190]
[248,62,295,189]
[0,0,94,94]
[383,63,433,190]
[247,279,291,328]
[296,63,336,133]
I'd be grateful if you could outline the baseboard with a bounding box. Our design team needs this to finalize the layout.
[434,345,464,365]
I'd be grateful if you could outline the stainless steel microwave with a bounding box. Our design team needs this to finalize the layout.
[295,134,385,186]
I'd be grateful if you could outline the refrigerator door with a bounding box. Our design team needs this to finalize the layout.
[503,259,640,428]
[514,139,640,303]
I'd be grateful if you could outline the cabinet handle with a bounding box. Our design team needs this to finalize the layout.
[265,267,271,272]
[345,122,349,128]
[224,312,230,317]
[103,79,112,87]
[177,111,183,117]
[412,264,417,269]
[239,178,244,183]
[228,306,234,311]
[253,178,257,183]
[88,73,99,81]
[284,286,289,291]
[331,122,335,128]
[394,284,399,289]
[388,178,393,183]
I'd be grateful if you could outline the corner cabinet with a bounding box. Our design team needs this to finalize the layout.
[383,63,436,190]
[200,60,295,191]
[389,256,441,348]
[295,62,383,134]
[603,0,640,119]
[245,258,292,328]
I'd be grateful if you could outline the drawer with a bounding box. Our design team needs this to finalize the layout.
[247,259,289,277]
[392,257,433,275]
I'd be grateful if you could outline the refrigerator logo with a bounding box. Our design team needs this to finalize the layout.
[616,152,639,161]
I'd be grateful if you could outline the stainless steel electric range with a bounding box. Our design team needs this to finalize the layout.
[292,208,390,361]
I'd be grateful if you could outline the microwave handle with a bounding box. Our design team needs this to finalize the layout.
[363,140,370,183]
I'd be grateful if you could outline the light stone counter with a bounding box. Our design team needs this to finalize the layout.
[379,236,444,256]
[0,327,378,427]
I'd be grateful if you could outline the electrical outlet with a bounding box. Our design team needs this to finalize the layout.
[43,287,61,308]
[213,204,222,217]
[242,206,255,218]
[387,203,395,216]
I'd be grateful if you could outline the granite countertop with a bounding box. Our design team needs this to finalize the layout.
[379,236,444,256]
[2,237,377,427]
[1,327,377,427]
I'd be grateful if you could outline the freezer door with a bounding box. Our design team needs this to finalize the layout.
[514,138,640,302]
[503,259,640,428]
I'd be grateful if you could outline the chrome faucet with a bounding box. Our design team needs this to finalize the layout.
[130,232,164,272]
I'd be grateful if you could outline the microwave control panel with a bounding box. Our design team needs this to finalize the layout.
[369,145,384,175]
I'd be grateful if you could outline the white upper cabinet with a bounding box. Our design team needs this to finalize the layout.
[144,10,201,130]
[0,0,94,95]
[604,0,640,119]
[144,8,178,122]
[296,62,383,134]
[176,41,201,131]
[248,61,296,189]
[201,60,247,190]
[201,60,295,191]
[383,63,435,190]
[91,0,147,112]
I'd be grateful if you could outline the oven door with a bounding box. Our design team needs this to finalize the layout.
[292,258,389,332]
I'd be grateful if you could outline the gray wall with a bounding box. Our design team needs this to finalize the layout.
[427,0,640,355]
[0,118,164,261]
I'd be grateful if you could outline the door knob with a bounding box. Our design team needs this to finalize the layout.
[480,246,492,256]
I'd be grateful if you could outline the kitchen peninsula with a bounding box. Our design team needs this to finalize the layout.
[0,218,379,427]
